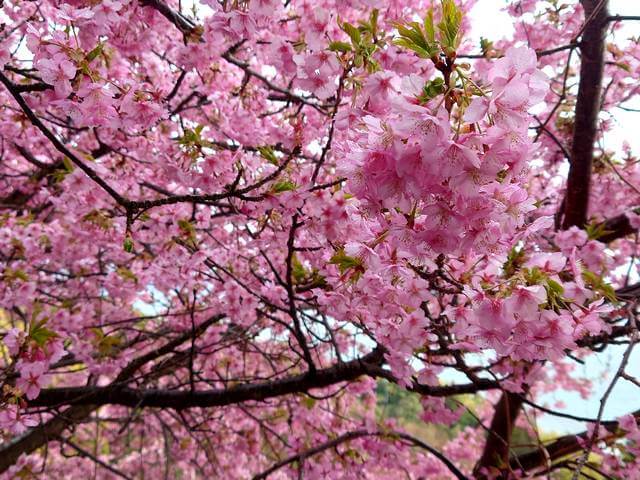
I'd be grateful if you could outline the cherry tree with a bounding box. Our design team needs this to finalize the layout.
[0,0,640,478]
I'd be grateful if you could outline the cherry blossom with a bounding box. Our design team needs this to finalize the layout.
[34,54,76,97]
[15,362,48,401]
[0,0,638,478]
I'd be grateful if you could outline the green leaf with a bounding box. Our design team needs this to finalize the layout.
[177,219,193,231]
[116,266,138,283]
[341,22,361,45]
[257,146,279,165]
[52,168,71,183]
[10,238,25,258]
[29,317,57,347]
[522,266,545,286]
[480,37,494,57]
[329,41,353,53]
[86,43,103,63]
[437,0,463,55]
[613,61,631,72]
[82,209,113,230]
[393,21,439,59]
[291,254,307,284]
[424,9,435,43]
[344,448,362,460]
[3,268,29,283]
[584,221,614,241]
[546,279,564,295]
[62,156,75,173]
[301,396,316,409]
[418,77,445,103]
[335,11,382,72]
[123,235,134,253]
[582,270,618,303]
[176,125,211,151]
[369,9,379,35]
[503,246,526,278]
[271,180,297,194]
[177,219,198,243]
[91,328,123,357]
[30,326,56,347]
[366,59,380,73]
[329,248,365,282]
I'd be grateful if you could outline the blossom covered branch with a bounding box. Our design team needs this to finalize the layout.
[1,0,640,478]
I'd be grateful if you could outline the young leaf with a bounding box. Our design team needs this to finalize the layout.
[257,146,279,165]
[437,0,463,55]
[271,180,297,194]
[123,235,134,253]
[393,22,439,59]
[424,9,436,44]
[418,77,446,103]
[329,249,365,282]
[329,41,353,53]
[86,43,104,63]
[341,22,361,45]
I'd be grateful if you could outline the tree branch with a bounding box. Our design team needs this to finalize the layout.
[511,409,639,474]
[29,348,384,409]
[607,15,640,22]
[474,391,525,479]
[595,211,637,243]
[139,0,197,36]
[458,43,579,59]
[0,405,96,474]
[58,436,134,480]
[0,314,225,473]
[28,347,502,410]
[562,0,609,228]
[0,71,129,207]
[252,429,468,480]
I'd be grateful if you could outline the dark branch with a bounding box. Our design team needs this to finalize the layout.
[511,409,639,474]
[474,391,525,479]
[0,71,129,207]
[0,405,96,474]
[29,348,385,409]
[58,436,134,480]
[596,212,637,243]
[458,43,579,59]
[0,314,225,473]
[253,429,468,480]
[607,15,640,22]
[140,0,197,35]
[562,0,609,228]
[29,348,500,410]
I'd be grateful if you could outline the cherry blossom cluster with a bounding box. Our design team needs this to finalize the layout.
[0,0,639,478]
[0,326,63,434]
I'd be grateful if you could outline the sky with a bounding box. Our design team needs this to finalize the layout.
[467,0,640,434]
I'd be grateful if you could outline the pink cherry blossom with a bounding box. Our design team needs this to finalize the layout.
[16,362,48,400]
[0,405,38,435]
[3,328,24,356]
[56,4,94,22]
[0,0,638,478]
[294,51,340,100]
[35,54,76,97]
[573,299,613,337]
